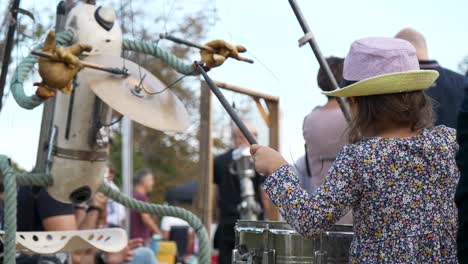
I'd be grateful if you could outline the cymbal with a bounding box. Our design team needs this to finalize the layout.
[80,54,190,132]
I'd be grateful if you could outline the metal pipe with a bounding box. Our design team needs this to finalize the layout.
[160,33,254,64]
[288,0,351,122]
[31,50,129,76]
[0,0,21,111]
[196,63,258,145]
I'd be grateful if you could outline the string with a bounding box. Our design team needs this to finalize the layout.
[129,0,144,89]
[140,70,195,96]
[162,0,177,34]
[101,115,123,127]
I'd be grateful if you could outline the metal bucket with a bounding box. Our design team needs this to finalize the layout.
[233,220,353,264]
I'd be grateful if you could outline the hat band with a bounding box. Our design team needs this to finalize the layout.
[341,79,358,87]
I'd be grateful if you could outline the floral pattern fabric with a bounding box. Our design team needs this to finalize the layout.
[264,126,459,263]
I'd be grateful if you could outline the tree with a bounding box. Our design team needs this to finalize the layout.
[107,1,225,205]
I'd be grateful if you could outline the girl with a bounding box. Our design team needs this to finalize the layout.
[251,37,459,263]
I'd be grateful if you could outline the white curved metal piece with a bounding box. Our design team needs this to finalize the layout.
[48,2,122,203]
[81,54,191,132]
[0,228,127,254]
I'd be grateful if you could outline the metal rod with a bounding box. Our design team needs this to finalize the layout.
[196,63,258,145]
[0,0,21,111]
[160,33,254,64]
[288,0,351,122]
[31,50,129,76]
[160,33,214,52]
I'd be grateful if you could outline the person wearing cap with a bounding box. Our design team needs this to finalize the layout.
[251,37,459,262]
[395,28,465,129]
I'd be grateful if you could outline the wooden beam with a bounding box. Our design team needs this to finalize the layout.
[198,81,214,236]
[254,98,271,128]
[266,99,281,220]
[214,81,279,102]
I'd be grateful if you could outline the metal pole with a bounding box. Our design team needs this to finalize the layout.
[0,0,21,111]
[196,63,258,145]
[288,0,351,122]
[34,1,67,173]
[160,33,254,64]
[31,50,129,76]
[121,116,133,234]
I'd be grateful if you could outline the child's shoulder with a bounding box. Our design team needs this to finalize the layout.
[423,125,456,144]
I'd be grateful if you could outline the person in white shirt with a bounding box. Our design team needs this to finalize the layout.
[105,165,126,228]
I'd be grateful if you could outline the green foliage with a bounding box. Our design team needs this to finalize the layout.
[107,1,229,205]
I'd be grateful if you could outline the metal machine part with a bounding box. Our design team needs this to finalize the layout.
[230,147,262,221]
[233,221,353,264]
[47,2,122,203]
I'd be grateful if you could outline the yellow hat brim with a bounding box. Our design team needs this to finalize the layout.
[322,70,439,97]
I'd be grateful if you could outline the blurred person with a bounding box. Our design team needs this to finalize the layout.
[105,165,126,228]
[396,27,465,128]
[16,186,107,263]
[455,75,468,263]
[160,201,196,262]
[213,122,265,264]
[302,56,352,224]
[73,193,157,264]
[130,168,161,242]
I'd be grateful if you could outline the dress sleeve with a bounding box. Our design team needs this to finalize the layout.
[263,145,361,238]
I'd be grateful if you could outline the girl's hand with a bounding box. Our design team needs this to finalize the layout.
[250,144,288,175]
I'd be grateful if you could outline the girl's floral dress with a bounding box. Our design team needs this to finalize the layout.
[264,126,459,263]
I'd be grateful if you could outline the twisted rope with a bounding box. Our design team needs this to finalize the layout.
[99,183,211,264]
[0,155,53,264]
[0,156,211,264]
[10,31,74,109]
[0,156,17,264]
[122,39,200,76]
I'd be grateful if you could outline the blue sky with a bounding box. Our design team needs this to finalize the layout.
[1,0,467,170]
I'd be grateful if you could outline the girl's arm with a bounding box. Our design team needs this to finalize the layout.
[252,145,361,238]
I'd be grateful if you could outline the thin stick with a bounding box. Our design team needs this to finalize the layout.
[31,50,129,76]
[288,0,351,122]
[160,33,254,64]
[196,63,258,145]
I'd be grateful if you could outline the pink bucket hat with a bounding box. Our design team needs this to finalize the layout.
[323,37,439,97]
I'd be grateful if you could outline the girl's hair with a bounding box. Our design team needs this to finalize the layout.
[347,91,434,143]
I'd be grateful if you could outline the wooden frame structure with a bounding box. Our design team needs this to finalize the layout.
[197,80,280,235]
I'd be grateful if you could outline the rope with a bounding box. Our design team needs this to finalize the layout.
[0,156,17,264]
[0,157,211,264]
[9,31,73,109]
[99,184,211,264]
[122,39,200,76]
[0,155,53,264]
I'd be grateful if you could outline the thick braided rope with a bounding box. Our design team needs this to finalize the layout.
[99,184,211,264]
[0,156,18,264]
[122,39,200,76]
[10,31,74,109]
[0,156,53,264]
